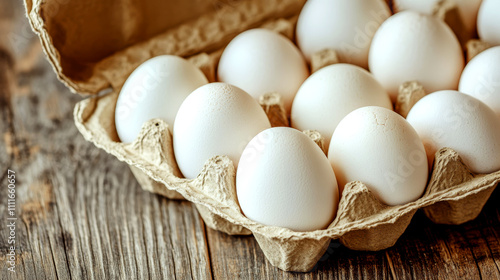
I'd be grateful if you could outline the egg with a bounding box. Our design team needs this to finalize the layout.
[217,28,309,113]
[291,63,392,152]
[173,83,271,179]
[328,106,428,206]
[115,55,208,143]
[459,46,500,119]
[237,127,339,231]
[477,0,500,45]
[296,0,391,69]
[369,11,464,100]
[393,0,482,36]
[407,90,500,174]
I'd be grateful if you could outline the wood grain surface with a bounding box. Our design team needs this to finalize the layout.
[0,0,499,279]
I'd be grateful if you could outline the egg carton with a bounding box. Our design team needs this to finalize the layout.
[73,83,500,272]
[27,0,500,272]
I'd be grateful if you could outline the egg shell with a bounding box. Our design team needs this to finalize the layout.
[393,0,482,35]
[459,46,500,119]
[173,83,271,179]
[478,0,500,46]
[237,127,339,232]
[369,11,464,100]
[407,90,500,174]
[291,63,392,151]
[115,55,208,143]
[328,106,428,206]
[217,28,309,113]
[296,0,390,69]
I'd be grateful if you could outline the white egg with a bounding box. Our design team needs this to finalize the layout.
[328,106,428,206]
[115,55,208,143]
[407,90,500,173]
[237,127,339,231]
[296,0,391,69]
[291,63,392,152]
[478,0,500,45]
[369,11,464,100]
[217,28,309,113]
[173,83,271,179]
[459,46,500,119]
[394,0,482,35]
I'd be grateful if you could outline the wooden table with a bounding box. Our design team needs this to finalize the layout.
[1,1,499,279]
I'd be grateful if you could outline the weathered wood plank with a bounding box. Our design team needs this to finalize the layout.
[467,189,500,279]
[0,2,212,280]
[382,213,478,279]
[0,59,213,280]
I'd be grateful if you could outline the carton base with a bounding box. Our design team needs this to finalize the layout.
[253,233,331,272]
[130,166,185,200]
[195,204,251,235]
[423,184,497,225]
[339,209,417,251]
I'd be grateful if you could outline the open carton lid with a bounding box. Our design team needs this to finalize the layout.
[24,0,306,95]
